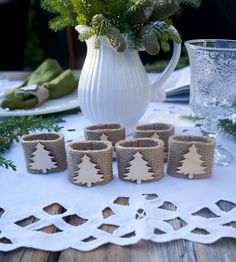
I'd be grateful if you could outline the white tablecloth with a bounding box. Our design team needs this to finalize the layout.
[0,102,236,252]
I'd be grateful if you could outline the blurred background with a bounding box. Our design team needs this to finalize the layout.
[0,0,236,71]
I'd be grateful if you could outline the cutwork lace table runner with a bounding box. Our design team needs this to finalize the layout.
[0,102,236,252]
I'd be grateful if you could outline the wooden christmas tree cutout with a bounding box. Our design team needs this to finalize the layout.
[100,133,110,142]
[72,154,104,187]
[151,133,160,140]
[99,133,116,157]
[30,142,57,173]
[176,144,206,179]
[124,151,154,184]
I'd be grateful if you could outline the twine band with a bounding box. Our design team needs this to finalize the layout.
[84,124,125,160]
[167,135,216,179]
[84,123,125,144]
[67,141,113,186]
[116,138,164,183]
[134,123,174,159]
[20,85,49,106]
[20,132,67,174]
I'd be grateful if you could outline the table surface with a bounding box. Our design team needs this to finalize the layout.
[0,203,236,262]
[0,203,235,262]
[0,72,236,262]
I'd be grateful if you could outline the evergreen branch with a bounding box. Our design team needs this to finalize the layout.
[180,0,202,8]
[49,16,76,32]
[180,114,203,122]
[180,114,236,138]
[41,0,77,31]
[0,115,65,171]
[79,28,95,42]
[151,0,180,21]
[40,0,201,53]
[0,157,16,171]
[166,26,182,44]
[151,21,181,52]
[219,119,236,137]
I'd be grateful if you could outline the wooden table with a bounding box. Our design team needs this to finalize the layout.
[0,202,236,262]
[0,72,235,261]
[1,239,236,262]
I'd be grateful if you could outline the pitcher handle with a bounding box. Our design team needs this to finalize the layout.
[150,25,181,102]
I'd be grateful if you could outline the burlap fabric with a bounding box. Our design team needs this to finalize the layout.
[167,136,216,179]
[20,132,67,174]
[67,141,113,187]
[19,85,49,106]
[84,124,125,160]
[84,124,125,144]
[134,123,174,159]
[116,138,164,183]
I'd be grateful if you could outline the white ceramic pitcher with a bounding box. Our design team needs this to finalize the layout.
[76,25,181,126]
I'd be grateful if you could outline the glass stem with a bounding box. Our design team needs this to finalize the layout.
[200,118,233,166]
[200,118,218,138]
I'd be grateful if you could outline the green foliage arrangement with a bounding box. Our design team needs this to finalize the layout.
[181,115,236,138]
[0,116,64,170]
[41,0,201,55]
[219,119,236,138]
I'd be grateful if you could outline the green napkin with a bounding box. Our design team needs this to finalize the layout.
[21,58,63,87]
[1,92,39,110]
[1,59,78,110]
[43,69,77,99]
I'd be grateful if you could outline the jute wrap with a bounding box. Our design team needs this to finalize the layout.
[67,141,113,186]
[134,123,174,156]
[20,132,67,174]
[19,85,49,106]
[167,135,216,179]
[84,124,125,144]
[84,124,125,160]
[116,138,164,183]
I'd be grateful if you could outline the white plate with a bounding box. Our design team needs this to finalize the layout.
[0,90,80,116]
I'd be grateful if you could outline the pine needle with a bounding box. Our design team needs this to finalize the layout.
[180,114,236,138]
[40,0,200,52]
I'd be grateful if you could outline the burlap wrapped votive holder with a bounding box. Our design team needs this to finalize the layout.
[84,124,125,159]
[167,135,216,179]
[67,141,113,187]
[134,123,174,160]
[20,132,67,174]
[116,138,164,184]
